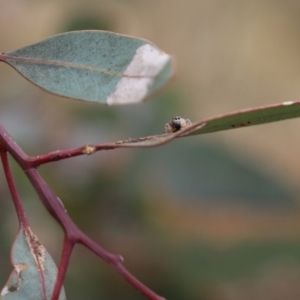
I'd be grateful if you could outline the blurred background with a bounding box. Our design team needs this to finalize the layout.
[1,0,300,299]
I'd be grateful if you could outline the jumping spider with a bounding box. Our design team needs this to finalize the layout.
[164,116,192,133]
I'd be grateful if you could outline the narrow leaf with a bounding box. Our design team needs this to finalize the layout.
[0,226,66,300]
[111,101,300,148]
[2,31,174,105]
[186,100,300,136]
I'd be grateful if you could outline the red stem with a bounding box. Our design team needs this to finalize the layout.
[79,233,165,300]
[25,168,165,300]
[51,238,74,300]
[0,121,166,299]
[0,151,29,227]
[0,124,196,169]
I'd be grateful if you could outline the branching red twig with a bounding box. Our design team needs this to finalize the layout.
[0,121,172,300]
[0,151,29,227]
[0,121,204,169]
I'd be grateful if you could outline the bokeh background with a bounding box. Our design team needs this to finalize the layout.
[1,0,300,299]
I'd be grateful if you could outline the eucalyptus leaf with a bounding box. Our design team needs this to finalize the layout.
[0,226,66,300]
[2,31,174,105]
[111,101,300,148]
[186,100,300,136]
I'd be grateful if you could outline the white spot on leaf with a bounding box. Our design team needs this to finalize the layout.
[0,263,27,296]
[1,286,9,296]
[107,44,170,105]
[282,101,294,106]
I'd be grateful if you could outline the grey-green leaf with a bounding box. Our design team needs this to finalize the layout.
[2,31,174,105]
[186,100,300,136]
[0,226,66,300]
[110,101,300,148]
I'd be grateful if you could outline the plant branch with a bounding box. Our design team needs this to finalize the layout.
[0,121,172,298]
[0,151,29,227]
[0,124,29,168]
[25,168,165,300]
[0,121,203,169]
[78,233,165,300]
[51,237,74,300]
[0,120,202,299]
